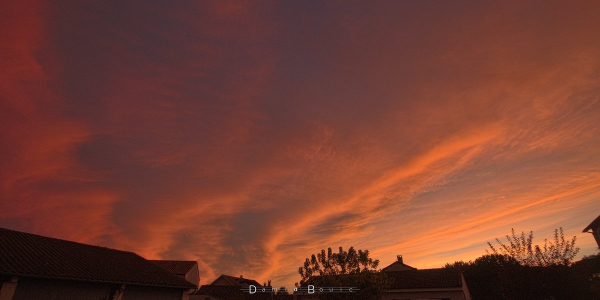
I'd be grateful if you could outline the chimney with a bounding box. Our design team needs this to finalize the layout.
[397,255,403,264]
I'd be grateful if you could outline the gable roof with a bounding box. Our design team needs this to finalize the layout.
[210,274,262,287]
[386,268,463,290]
[149,260,197,276]
[583,214,600,232]
[381,255,417,272]
[0,227,196,289]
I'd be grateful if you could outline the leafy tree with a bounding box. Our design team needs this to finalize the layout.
[572,252,600,299]
[297,246,379,284]
[296,246,393,300]
[443,229,589,300]
[487,227,579,267]
[444,254,520,300]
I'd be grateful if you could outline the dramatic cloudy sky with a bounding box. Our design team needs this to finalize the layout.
[2,0,600,287]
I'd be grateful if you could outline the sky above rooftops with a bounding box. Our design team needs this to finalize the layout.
[1,0,600,288]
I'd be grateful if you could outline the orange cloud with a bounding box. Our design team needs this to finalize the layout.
[2,1,600,289]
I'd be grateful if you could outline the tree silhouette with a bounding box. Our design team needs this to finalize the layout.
[296,246,392,300]
[487,227,579,266]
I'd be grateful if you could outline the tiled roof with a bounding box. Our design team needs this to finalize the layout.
[0,227,196,289]
[386,268,463,289]
[212,274,262,287]
[149,260,197,276]
[194,285,293,300]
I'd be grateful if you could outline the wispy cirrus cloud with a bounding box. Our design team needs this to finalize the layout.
[1,0,599,288]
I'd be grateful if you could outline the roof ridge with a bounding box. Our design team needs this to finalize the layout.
[149,259,196,262]
[0,227,197,289]
[0,227,138,256]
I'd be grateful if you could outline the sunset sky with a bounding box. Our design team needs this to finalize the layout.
[2,1,600,288]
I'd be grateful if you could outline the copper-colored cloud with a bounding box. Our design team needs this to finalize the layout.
[0,0,122,246]
[2,1,600,288]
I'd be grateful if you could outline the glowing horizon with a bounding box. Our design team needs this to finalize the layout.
[1,1,599,288]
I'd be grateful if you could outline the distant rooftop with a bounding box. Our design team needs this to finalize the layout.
[210,274,262,287]
[149,260,197,276]
[381,255,417,272]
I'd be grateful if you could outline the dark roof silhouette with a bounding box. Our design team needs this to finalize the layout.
[194,285,292,300]
[194,285,246,299]
[211,274,262,287]
[386,268,463,289]
[381,255,417,272]
[149,260,197,276]
[0,227,196,289]
[583,214,600,232]
[301,268,462,290]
